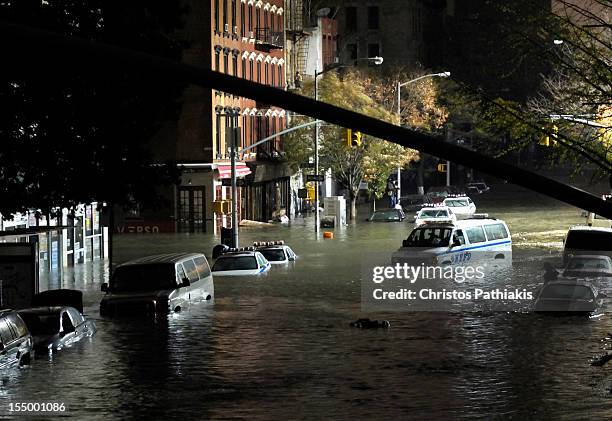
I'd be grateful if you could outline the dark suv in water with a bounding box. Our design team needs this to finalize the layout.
[0,310,33,368]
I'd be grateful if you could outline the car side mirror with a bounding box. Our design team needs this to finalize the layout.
[451,239,461,247]
[288,256,296,261]
[101,283,108,292]
[181,278,191,287]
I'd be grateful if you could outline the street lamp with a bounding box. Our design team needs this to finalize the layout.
[396,71,451,195]
[312,56,383,233]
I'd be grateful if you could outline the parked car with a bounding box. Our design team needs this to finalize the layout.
[465,182,490,194]
[562,255,612,279]
[253,241,298,264]
[212,249,271,276]
[400,194,429,213]
[534,279,605,314]
[562,226,612,265]
[414,206,457,226]
[18,306,96,353]
[367,208,405,222]
[442,196,476,218]
[100,253,214,316]
[0,310,32,368]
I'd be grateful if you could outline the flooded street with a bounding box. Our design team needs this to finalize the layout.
[3,188,612,419]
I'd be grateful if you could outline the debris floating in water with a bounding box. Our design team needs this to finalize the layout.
[349,318,390,329]
[590,353,612,367]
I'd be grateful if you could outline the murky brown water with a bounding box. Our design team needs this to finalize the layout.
[2,188,612,419]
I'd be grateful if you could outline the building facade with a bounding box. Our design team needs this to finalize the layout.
[138,0,291,235]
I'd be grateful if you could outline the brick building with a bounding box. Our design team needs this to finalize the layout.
[138,0,291,235]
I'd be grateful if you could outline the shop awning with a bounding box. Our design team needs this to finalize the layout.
[216,163,252,179]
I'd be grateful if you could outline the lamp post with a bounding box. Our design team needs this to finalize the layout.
[396,71,451,194]
[313,56,383,233]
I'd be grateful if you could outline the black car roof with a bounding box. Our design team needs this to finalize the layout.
[18,306,70,316]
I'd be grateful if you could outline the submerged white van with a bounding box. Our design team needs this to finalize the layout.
[392,216,512,265]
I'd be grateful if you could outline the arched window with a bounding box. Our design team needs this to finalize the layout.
[214,0,220,32]
[223,0,228,29]
[249,60,254,80]
[231,0,237,31]
[264,62,269,85]
[242,57,247,78]
[271,63,276,87]
[277,65,283,88]
[264,9,268,30]
[256,7,261,32]
[256,61,261,83]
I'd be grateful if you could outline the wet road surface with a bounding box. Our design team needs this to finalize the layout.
[2,188,612,419]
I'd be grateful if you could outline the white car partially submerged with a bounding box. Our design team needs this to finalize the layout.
[211,249,271,276]
[442,196,476,218]
[414,206,457,226]
[253,241,298,264]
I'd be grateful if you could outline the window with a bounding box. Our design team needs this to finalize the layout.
[345,6,357,31]
[347,43,358,60]
[232,54,238,76]
[214,48,221,71]
[278,13,282,32]
[249,59,254,80]
[271,63,276,86]
[256,61,261,83]
[215,113,222,158]
[278,65,283,87]
[465,226,486,244]
[242,57,247,78]
[241,3,246,36]
[214,0,220,32]
[484,224,509,241]
[231,0,236,31]
[67,308,84,326]
[367,6,379,30]
[367,43,380,58]
[264,9,268,30]
[264,62,269,84]
[256,8,261,32]
[182,259,199,282]
[223,50,229,73]
[452,229,466,245]
[248,5,253,33]
[223,0,228,28]
[194,256,211,279]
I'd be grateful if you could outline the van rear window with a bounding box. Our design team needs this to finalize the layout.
[484,224,508,241]
[565,231,612,251]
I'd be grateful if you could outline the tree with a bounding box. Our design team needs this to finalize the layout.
[284,70,416,220]
[0,1,186,217]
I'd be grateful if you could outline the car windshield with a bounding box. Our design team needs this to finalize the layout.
[213,256,258,271]
[541,285,594,300]
[420,210,448,218]
[566,258,610,270]
[19,312,60,335]
[260,249,286,261]
[371,210,400,221]
[404,227,452,247]
[111,264,177,292]
[565,231,612,251]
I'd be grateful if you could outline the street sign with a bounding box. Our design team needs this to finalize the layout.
[437,164,447,173]
[298,188,308,199]
[306,174,324,182]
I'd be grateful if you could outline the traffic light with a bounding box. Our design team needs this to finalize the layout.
[539,124,558,147]
[345,129,362,147]
[437,163,447,172]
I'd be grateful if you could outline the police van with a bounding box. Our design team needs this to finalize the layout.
[392,215,512,266]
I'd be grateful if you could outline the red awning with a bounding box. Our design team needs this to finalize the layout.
[216,164,252,179]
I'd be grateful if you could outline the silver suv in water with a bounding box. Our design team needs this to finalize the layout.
[100,253,214,316]
[0,310,32,368]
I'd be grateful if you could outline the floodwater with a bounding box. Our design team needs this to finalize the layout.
[2,187,612,419]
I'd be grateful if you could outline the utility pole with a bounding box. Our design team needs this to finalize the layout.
[229,111,239,248]
[314,70,320,233]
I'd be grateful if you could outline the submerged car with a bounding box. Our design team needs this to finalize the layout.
[253,241,298,264]
[0,310,32,368]
[442,196,476,218]
[212,249,271,276]
[100,253,214,316]
[562,255,612,279]
[562,226,612,265]
[18,306,96,353]
[367,208,405,222]
[534,279,605,314]
[465,182,490,194]
[414,206,456,226]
